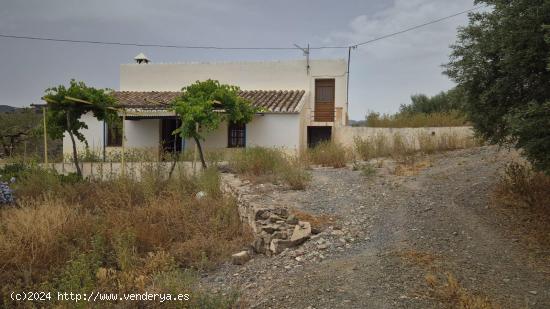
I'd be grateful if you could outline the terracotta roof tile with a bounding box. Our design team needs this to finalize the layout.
[113,90,305,113]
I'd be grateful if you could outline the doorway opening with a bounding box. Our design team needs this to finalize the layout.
[160,118,182,155]
[307,126,332,148]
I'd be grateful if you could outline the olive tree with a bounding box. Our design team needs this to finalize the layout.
[445,0,550,173]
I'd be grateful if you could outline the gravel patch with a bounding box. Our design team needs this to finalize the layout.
[200,146,550,308]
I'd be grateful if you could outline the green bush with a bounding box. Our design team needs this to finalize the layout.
[0,163,29,181]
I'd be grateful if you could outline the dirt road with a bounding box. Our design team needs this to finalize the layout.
[202,146,550,308]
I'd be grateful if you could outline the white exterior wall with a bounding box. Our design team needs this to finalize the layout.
[63,112,161,159]
[120,59,349,128]
[247,114,300,150]
[124,119,159,148]
[65,59,347,158]
[185,114,300,151]
[62,112,104,157]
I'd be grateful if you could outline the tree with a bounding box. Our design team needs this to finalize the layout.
[0,109,41,157]
[507,102,550,173]
[445,0,550,173]
[399,87,467,115]
[43,80,117,177]
[171,80,257,169]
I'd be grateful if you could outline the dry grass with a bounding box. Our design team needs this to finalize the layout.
[228,147,310,190]
[493,162,550,211]
[425,273,502,309]
[393,158,432,176]
[366,111,468,128]
[290,209,335,232]
[399,250,438,268]
[398,250,500,308]
[492,161,550,252]
[305,141,349,168]
[354,132,482,162]
[354,134,392,160]
[0,167,249,307]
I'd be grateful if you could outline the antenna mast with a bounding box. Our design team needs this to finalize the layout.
[294,43,310,74]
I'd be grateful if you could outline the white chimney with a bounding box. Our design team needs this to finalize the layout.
[134,53,150,64]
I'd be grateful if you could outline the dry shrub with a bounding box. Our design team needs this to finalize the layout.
[493,162,550,210]
[394,158,432,176]
[492,162,550,248]
[391,133,415,159]
[355,131,482,162]
[228,147,310,189]
[426,273,501,309]
[228,147,283,176]
[128,196,252,269]
[307,141,348,168]
[366,111,468,128]
[399,250,437,267]
[0,167,248,307]
[418,132,438,154]
[0,198,93,284]
[352,162,377,177]
[354,134,392,160]
[279,158,311,190]
[291,209,335,232]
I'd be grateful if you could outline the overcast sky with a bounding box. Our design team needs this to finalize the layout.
[0,0,475,120]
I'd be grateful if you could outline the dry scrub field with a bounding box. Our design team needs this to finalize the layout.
[1,138,548,308]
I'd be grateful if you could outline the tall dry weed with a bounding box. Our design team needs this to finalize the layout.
[306,141,348,168]
[0,167,249,307]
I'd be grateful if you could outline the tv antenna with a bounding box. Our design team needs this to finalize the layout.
[294,43,310,75]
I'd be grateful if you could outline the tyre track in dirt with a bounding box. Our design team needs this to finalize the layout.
[201,146,549,308]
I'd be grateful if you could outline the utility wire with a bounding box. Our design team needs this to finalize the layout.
[352,5,486,48]
[0,5,485,51]
[0,34,299,50]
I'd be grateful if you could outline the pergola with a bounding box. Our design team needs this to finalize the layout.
[34,96,203,176]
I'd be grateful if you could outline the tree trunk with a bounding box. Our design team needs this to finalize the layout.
[68,130,82,177]
[66,114,82,177]
[168,153,177,179]
[193,136,207,169]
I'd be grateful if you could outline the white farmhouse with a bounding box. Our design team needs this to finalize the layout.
[63,56,349,158]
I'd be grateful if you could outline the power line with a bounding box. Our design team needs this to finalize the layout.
[352,5,486,48]
[0,33,300,50]
[0,5,485,51]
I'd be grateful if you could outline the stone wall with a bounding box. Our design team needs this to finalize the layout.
[221,174,311,256]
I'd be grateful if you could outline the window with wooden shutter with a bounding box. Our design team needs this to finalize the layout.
[314,79,335,122]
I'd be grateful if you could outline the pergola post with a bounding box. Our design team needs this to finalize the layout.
[193,122,199,175]
[42,105,48,165]
[121,110,126,177]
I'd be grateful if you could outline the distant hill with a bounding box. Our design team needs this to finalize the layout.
[0,105,19,113]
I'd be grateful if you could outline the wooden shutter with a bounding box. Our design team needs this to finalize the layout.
[314,79,335,122]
